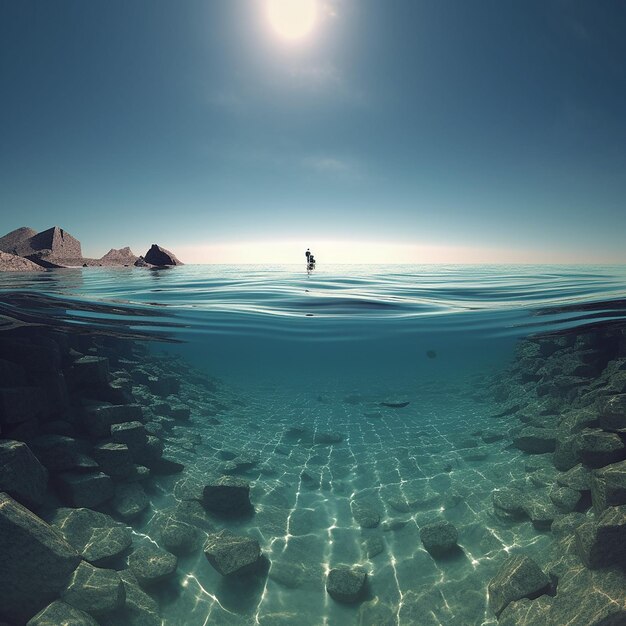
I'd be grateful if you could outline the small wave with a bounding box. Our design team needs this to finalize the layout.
[0,264,625,340]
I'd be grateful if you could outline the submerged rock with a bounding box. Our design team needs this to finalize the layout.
[598,394,626,432]
[91,442,135,478]
[556,463,592,491]
[26,601,99,626]
[577,429,625,468]
[590,459,626,513]
[492,487,527,521]
[0,493,81,623]
[0,439,48,508]
[61,561,125,616]
[158,517,201,555]
[551,512,587,537]
[50,507,132,566]
[488,554,551,617]
[111,483,149,521]
[204,529,262,576]
[83,404,143,438]
[326,566,368,603]
[202,476,253,517]
[351,498,381,529]
[575,505,626,569]
[56,471,114,508]
[498,596,552,626]
[313,431,344,444]
[100,570,161,626]
[419,520,459,557]
[522,494,557,530]
[513,427,557,454]
[110,421,148,449]
[66,356,110,390]
[549,485,582,512]
[30,435,97,473]
[380,398,410,408]
[128,544,178,586]
[547,564,626,626]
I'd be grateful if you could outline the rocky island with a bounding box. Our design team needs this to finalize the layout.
[0,226,183,271]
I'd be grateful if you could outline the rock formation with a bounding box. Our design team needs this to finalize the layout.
[0,226,181,270]
[326,566,368,603]
[0,226,38,254]
[141,244,184,267]
[12,226,83,267]
[0,250,42,272]
[99,247,138,265]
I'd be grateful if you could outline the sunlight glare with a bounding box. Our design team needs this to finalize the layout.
[266,0,319,40]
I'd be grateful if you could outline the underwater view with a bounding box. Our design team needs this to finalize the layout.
[1,264,625,626]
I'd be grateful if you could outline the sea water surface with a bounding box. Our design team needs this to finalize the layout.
[2,264,626,625]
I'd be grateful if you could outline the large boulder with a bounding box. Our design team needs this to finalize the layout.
[110,421,147,450]
[61,561,125,616]
[575,505,626,569]
[56,471,114,508]
[112,483,149,521]
[326,566,368,603]
[419,520,459,557]
[66,356,110,391]
[488,554,551,617]
[0,226,38,254]
[513,427,557,454]
[554,434,583,471]
[522,494,557,530]
[143,244,183,267]
[0,440,48,508]
[556,464,592,491]
[0,493,81,623]
[30,435,97,473]
[549,485,581,512]
[0,250,42,271]
[203,530,262,576]
[157,517,201,555]
[591,460,626,513]
[50,507,132,566]
[99,247,138,266]
[83,404,143,438]
[351,498,381,529]
[598,394,626,432]
[91,443,134,478]
[577,429,626,468]
[128,545,177,586]
[547,565,626,626]
[26,601,99,626]
[202,476,253,517]
[498,596,552,626]
[492,487,527,521]
[99,571,161,626]
[10,226,82,265]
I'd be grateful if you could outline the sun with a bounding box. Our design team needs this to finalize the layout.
[266,0,319,41]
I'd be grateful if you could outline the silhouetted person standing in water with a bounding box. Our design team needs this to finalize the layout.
[305,248,315,272]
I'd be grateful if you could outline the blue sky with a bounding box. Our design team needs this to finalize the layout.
[1,1,626,262]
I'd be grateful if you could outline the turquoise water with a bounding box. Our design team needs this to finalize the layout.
[2,264,626,625]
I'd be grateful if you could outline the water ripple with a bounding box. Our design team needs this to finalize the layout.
[1,264,625,339]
